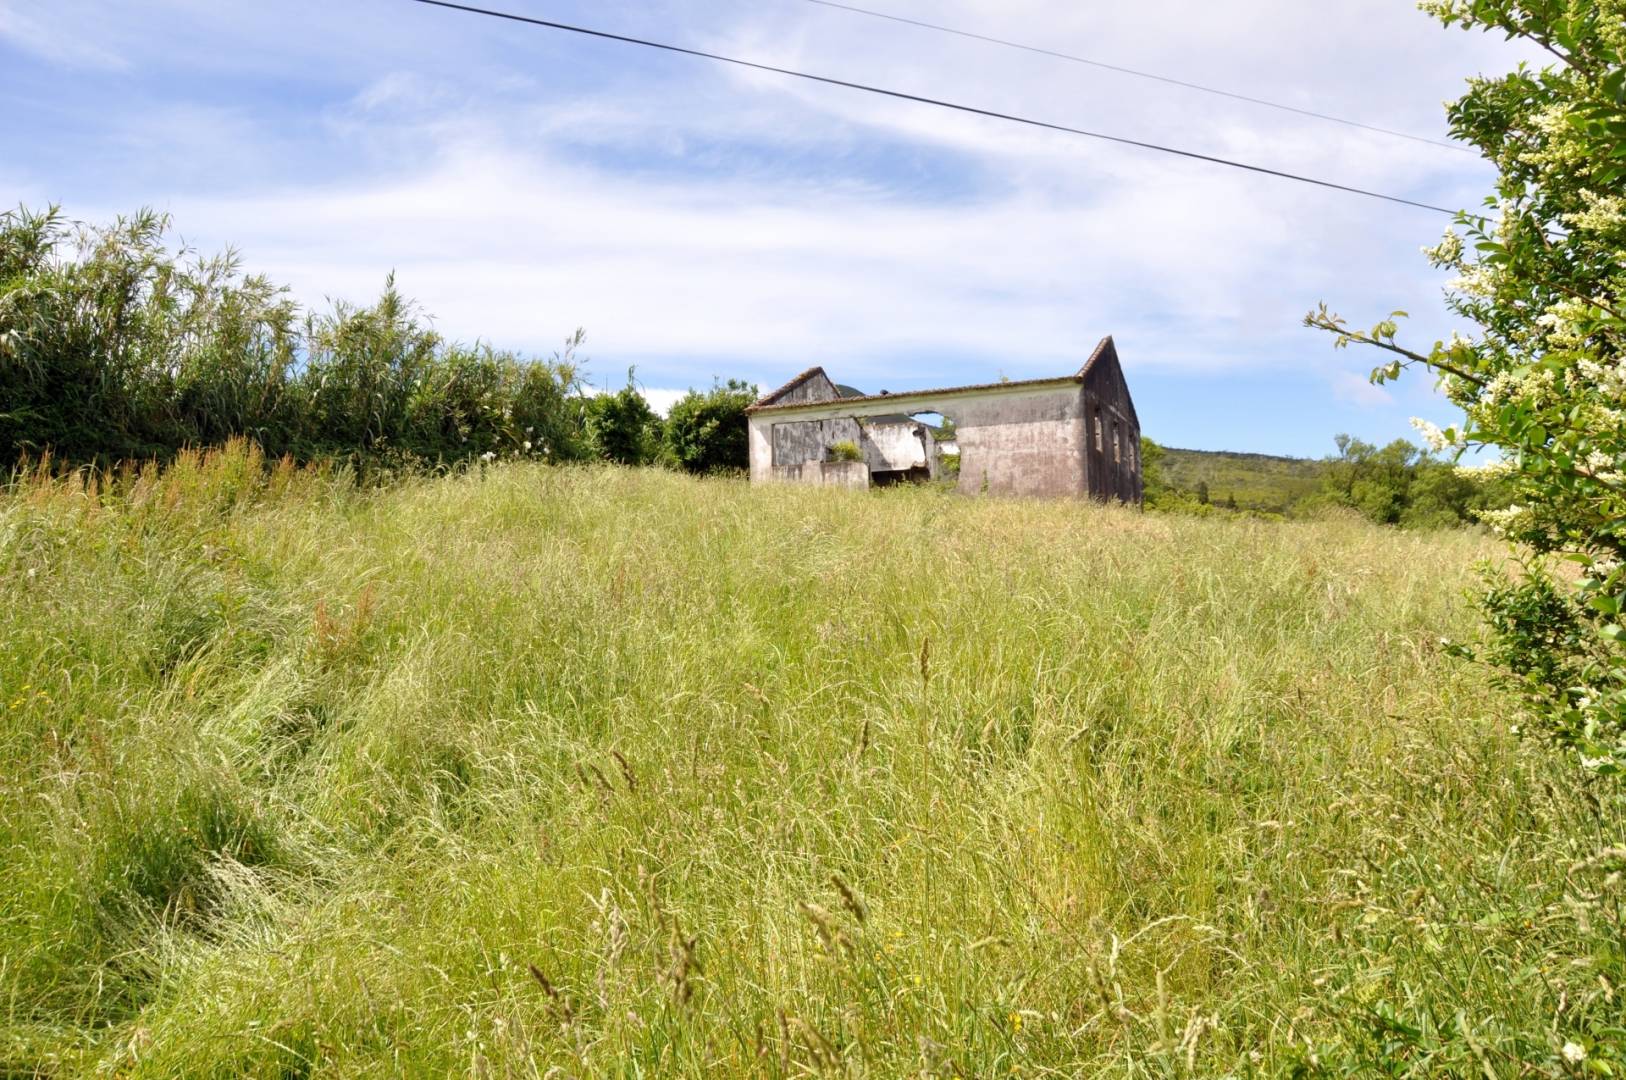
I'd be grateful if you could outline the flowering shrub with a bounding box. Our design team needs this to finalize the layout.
[1307,0,1626,775]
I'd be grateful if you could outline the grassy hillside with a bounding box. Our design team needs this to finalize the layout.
[3,447,1622,1076]
[1159,447,1327,513]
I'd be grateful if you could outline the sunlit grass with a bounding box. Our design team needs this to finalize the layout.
[2,444,1621,1076]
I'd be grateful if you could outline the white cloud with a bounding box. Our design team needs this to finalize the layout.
[0,1,126,69]
[639,388,692,416]
[1331,370,1394,407]
[579,385,697,418]
[2,0,1551,451]
[143,101,1460,397]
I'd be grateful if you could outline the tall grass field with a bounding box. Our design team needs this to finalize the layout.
[3,445,1622,1077]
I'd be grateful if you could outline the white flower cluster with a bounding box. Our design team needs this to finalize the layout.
[1410,417,1458,453]
[1424,229,1465,269]
[1520,103,1591,172]
[1473,369,1561,415]
[1582,449,1625,486]
[1515,368,1559,406]
[1536,297,1598,349]
[1564,190,1626,234]
[1576,357,1626,402]
[1479,371,1520,405]
[1418,0,1475,22]
[1454,457,1515,479]
[1447,265,1498,298]
[1475,503,1531,535]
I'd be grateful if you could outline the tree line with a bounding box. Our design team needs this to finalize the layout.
[1140,434,1516,528]
[0,206,754,476]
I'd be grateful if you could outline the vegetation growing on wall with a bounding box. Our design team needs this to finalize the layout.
[827,440,864,463]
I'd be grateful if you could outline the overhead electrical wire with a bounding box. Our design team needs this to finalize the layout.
[796,0,1473,154]
[405,0,1468,218]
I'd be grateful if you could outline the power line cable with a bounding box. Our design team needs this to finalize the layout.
[405,0,1467,217]
[796,0,1472,154]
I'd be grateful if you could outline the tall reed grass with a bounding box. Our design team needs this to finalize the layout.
[2,444,1621,1076]
[1,207,586,471]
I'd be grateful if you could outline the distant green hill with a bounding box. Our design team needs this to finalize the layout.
[1159,446,1327,513]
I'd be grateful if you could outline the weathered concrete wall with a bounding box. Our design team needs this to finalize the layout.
[748,337,1140,502]
[1083,397,1138,503]
[863,420,934,476]
[950,386,1086,498]
[749,382,1087,496]
[1081,338,1141,503]
[748,415,774,484]
[769,417,863,469]
[770,461,870,489]
[748,354,1140,501]
[774,370,843,407]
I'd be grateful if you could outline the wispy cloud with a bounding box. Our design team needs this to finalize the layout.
[1331,369,1395,407]
[0,1,126,69]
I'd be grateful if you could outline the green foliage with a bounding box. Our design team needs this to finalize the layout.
[827,439,863,463]
[661,379,755,474]
[2,453,1622,1075]
[1312,433,1515,528]
[1152,440,1513,526]
[0,207,299,463]
[584,372,663,466]
[1138,436,1167,503]
[1306,0,1626,775]
[0,206,588,470]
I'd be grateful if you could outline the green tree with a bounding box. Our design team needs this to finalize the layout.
[583,371,662,466]
[1320,435,1416,525]
[1139,436,1168,504]
[662,379,756,474]
[1307,1,1626,774]
[1315,433,1510,527]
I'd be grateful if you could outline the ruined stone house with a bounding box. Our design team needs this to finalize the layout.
[746,335,1142,502]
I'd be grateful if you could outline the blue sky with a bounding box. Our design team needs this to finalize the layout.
[1,0,1539,456]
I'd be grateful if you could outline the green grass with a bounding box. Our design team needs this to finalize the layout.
[2,445,1622,1077]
